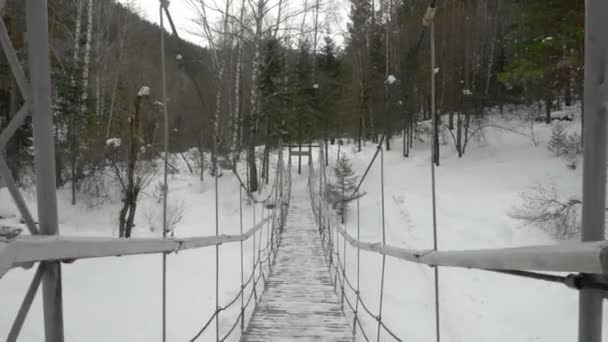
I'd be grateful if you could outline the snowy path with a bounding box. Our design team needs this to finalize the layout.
[242,171,353,341]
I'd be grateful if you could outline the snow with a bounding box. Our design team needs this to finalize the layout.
[313,84,319,89]
[386,74,397,84]
[434,67,440,74]
[1,104,607,341]
[0,154,279,341]
[138,86,151,97]
[106,137,121,147]
[176,54,183,61]
[462,88,473,95]
[326,104,608,341]
[550,108,575,120]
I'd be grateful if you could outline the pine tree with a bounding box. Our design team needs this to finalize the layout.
[329,153,358,223]
[317,37,341,163]
[498,0,583,122]
[258,37,287,180]
[548,123,568,157]
[347,0,371,151]
[292,40,315,143]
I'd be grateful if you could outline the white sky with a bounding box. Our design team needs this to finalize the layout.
[118,0,349,49]
[118,0,205,46]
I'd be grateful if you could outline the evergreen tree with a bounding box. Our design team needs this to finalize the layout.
[499,0,583,121]
[259,37,286,137]
[346,0,371,151]
[292,40,315,143]
[258,37,287,180]
[548,123,568,157]
[317,37,341,161]
[329,153,358,223]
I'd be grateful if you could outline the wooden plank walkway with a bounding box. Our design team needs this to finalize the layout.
[241,174,353,341]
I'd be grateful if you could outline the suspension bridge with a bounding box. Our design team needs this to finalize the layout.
[1,1,608,342]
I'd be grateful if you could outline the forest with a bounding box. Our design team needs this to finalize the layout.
[0,0,583,235]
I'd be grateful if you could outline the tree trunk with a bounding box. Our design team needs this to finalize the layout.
[232,38,244,158]
[448,111,454,130]
[121,96,142,238]
[125,198,137,238]
[456,113,463,157]
[357,113,363,152]
[118,198,128,237]
[263,116,270,184]
[81,0,93,112]
[247,142,258,191]
[545,97,552,124]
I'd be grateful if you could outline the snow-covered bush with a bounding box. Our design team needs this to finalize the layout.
[144,181,184,236]
[509,183,581,239]
[143,201,184,236]
[78,166,115,207]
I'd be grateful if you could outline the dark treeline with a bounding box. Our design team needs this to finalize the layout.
[0,0,582,204]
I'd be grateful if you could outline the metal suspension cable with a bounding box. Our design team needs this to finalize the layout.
[189,161,288,341]
[231,164,278,204]
[352,136,385,195]
[486,270,608,292]
[252,201,258,301]
[326,222,402,342]
[376,147,387,342]
[424,4,441,342]
[158,2,170,341]
[214,145,220,342]
[354,196,362,336]
[239,186,245,332]
[312,148,403,342]
[341,219,348,310]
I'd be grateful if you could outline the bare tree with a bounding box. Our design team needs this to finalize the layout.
[108,87,158,238]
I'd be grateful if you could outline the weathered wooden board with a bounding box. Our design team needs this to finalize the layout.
[242,183,353,341]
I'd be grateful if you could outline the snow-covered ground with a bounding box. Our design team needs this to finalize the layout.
[0,157,279,341]
[332,105,608,341]
[1,104,606,341]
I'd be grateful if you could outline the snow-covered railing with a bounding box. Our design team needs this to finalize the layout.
[310,139,608,342]
[0,216,272,277]
[335,224,608,275]
[3,150,291,342]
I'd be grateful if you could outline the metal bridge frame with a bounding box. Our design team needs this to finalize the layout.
[0,1,607,342]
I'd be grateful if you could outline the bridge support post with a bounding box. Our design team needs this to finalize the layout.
[25,1,64,341]
[578,0,607,341]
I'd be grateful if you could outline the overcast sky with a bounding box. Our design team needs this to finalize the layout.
[117,0,349,48]
[117,0,204,46]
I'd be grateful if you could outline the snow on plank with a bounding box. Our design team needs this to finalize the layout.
[242,179,353,341]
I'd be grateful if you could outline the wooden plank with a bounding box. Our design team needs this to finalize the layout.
[242,179,353,341]
[289,151,312,157]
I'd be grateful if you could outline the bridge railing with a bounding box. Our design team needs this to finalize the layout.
[1,146,291,342]
[309,140,608,342]
[0,2,295,340]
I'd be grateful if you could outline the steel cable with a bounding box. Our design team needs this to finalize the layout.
[189,150,287,342]
[312,147,403,342]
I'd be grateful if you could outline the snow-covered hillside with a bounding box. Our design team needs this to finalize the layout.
[1,105,606,341]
